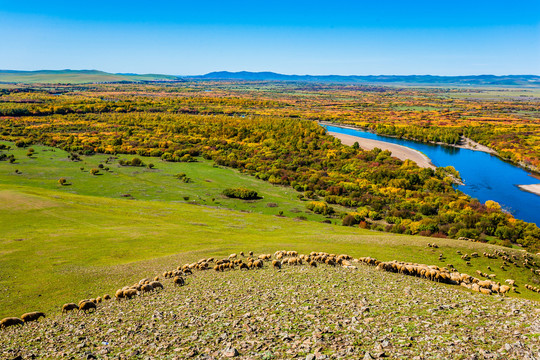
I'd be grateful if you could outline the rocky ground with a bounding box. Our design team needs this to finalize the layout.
[1,263,540,360]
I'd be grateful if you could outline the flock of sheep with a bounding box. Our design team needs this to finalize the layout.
[1,246,538,330]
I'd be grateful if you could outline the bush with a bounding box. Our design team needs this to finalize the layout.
[223,188,259,200]
[15,140,29,148]
[385,216,402,225]
[180,154,196,162]
[130,157,143,166]
[306,201,334,215]
[119,157,145,167]
[90,168,99,175]
[420,204,438,216]
[342,214,358,226]
[368,210,381,220]
[58,178,67,186]
[175,173,192,183]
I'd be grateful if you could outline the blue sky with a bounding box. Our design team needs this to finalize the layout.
[1,1,539,75]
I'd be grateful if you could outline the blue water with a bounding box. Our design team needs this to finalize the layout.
[323,124,540,225]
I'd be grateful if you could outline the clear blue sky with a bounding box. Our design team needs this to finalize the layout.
[1,0,539,75]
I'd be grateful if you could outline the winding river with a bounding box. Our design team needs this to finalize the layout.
[323,124,540,226]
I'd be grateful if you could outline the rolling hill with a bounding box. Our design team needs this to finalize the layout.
[0,70,181,84]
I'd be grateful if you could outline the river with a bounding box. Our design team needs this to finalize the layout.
[323,124,540,226]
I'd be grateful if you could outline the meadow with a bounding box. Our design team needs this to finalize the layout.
[0,141,335,221]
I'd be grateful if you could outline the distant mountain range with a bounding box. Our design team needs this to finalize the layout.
[195,71,540,86]
[1,69,539,86]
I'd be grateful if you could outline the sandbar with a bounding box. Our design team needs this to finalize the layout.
[328,131,435,169]
[517,184,540,196]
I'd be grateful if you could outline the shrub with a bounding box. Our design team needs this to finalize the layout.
[58,178,67,186]
[358,221,369,229]
[130,157,143,166]
[119,157,145,167]
[147,163,155,169]
[223,188,259,200]
[15,140,29,148]
[90,168,99,175]
[385,216,402,225]
[342,214,358,227]
[368,210,381,220]
[420,204,438,216]
[175,173,192,183]
[180,154,196,162]
[306,201,334,215]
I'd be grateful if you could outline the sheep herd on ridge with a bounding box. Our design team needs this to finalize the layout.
[1,247,536,330]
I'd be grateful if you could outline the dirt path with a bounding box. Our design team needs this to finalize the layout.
[328,131,435,169]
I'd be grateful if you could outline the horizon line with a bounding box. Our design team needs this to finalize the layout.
[1,69,540,77]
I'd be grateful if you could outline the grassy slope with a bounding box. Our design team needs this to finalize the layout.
[0,142,333,221]
[1,144,540,318]
[0,70,177,84]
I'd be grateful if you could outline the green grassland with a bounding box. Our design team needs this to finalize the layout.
[0,70,178,84]
[1,143,540,318]
[0,142,337,221]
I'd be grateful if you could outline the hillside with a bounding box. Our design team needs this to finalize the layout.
[2,259,540,359]
[1,142,540,358]
[0,70,180,84]
[1,141,540,318]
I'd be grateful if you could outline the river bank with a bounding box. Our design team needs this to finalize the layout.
[328,131,435,169]
[319,121,539,176]
[320,121,497,155]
